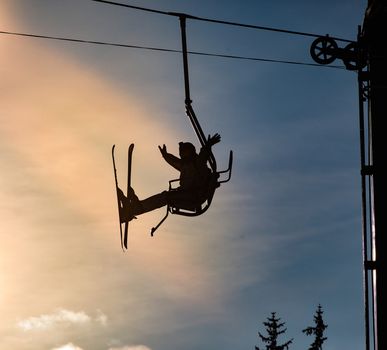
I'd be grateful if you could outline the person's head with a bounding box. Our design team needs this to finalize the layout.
[179,142,196,159]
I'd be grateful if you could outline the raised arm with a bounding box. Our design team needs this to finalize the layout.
[158,144,182,171]
[199,133,221,160]
[207,133,221,147]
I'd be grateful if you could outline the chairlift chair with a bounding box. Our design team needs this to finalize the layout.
[150,15,233,235]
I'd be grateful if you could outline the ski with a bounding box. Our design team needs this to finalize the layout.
[112,145,124,250]
[112,144,134,250]
[124,143,134,249]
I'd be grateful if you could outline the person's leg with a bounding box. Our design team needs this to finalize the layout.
[119,187,206,222]
[139,192,168,214]
[119,188,168,222]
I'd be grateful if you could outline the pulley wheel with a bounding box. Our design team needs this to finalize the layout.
[310,36,338,65]
[342,42,367,71]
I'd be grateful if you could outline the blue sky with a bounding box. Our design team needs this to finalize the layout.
[0,1,367,350]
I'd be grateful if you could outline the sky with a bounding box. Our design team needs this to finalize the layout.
[0,1,368,350]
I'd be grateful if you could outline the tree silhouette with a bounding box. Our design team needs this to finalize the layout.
[302,304,328,350]
[255,312,293,350]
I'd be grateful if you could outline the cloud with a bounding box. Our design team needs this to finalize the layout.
[96,309,108,326]
[16,308,108,331]
[49,344,151,350]
[108,346,152,350]
[51,344,84,350]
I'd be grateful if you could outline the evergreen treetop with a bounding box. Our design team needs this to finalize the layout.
[302,304,328,350]
[256,312,293,350]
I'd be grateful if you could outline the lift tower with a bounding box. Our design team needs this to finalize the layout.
[310,1,387,349]
[362,1,387,350]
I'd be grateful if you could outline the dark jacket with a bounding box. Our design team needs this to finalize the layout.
[162,146,212,190]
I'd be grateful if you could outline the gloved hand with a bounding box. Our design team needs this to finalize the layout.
[207,133,221,146]
[158,144,168,157]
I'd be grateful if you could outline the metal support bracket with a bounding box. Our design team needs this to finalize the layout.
[365,260,378,271]
[361,165,374,176]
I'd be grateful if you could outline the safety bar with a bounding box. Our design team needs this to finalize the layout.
[218,150,233,184]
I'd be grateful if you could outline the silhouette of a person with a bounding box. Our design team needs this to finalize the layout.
[118,133,221,222]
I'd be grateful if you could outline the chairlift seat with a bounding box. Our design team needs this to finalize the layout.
[150,151,233,236]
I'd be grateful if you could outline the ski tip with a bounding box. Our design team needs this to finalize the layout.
[112,144,116,151]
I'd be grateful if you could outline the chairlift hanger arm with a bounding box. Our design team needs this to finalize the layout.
[179,16,192,105]
[178,15,217,171]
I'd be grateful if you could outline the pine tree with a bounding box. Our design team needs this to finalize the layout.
[302,304,328,350]
[255,312,293,350]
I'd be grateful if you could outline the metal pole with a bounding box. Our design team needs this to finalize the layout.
[178,15,217,171]
[358,52,371,350]
[179,16,192,105]
[363,3,387,348]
